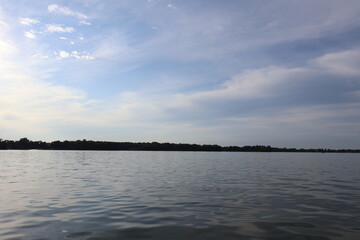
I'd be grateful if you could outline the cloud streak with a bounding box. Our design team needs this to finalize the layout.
[46,24,74,33]
[19,17,40,26]
[24,31,36,39]
[48,4,88,19]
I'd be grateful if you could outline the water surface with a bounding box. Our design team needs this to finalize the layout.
[0,151,359,239]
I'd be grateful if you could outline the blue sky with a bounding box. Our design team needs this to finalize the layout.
[1,0,360,148]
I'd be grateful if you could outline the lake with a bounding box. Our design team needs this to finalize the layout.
[0,151,359,240]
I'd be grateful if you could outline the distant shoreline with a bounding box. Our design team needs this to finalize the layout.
[1,138,359,153]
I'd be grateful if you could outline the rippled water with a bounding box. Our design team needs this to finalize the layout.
[0,151,359,240]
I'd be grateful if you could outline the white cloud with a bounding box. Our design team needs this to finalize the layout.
[57,50,94,60]
[19,17,40,26]
[46,24,74,33]
[24,31,36,39]
[312,49,360,76]
[221,67,304,98]
[58,50,70,58]
[168,66,305,110]
[167,47,360,111]
[167,4,177,10]
[59,36,67,40]
[79,20,91,26]
[48,4,88,19]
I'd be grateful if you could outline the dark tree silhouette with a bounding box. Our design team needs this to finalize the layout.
[0,138,358,152]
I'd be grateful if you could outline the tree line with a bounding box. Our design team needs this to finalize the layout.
[0,138,359,153]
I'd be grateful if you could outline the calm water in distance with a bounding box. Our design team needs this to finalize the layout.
[0,150,359,240]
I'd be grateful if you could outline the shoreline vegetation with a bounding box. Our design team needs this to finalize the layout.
[0,138,359,153]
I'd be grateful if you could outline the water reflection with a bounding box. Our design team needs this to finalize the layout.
[0,151,359,239]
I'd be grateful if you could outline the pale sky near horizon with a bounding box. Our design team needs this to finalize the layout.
[1,0,360,148]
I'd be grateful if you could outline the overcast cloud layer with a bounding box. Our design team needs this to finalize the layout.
[1,0,360,148]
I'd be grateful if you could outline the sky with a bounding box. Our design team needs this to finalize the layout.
[1,0,360,149]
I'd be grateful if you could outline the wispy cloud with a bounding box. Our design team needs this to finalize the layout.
[92,33,139,61]
[167,4,177,10]
[24,31,36,39]
[79,20,91,26]
[0,31,93,138]
[46,24,74,33]
[19,17,40,26]
[312,49,360,76]
[48,4,88,19]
